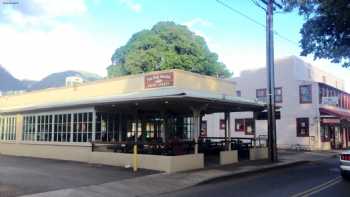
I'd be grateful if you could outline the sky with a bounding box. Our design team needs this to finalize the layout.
[0,0,349,91]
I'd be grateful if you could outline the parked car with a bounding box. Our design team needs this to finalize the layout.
[340,150,350,180]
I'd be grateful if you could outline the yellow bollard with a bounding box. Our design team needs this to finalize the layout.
[133,144,138,172]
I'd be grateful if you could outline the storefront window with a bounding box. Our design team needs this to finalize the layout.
[296,118,309,137]
[54,114,71,142]
[37,115,52,141]
[235,119,245,131]
[73,112,93,143]
[23,116,36,141]
[235,118,255,135]
[23,111,92,143]
[0,116,16,141]
[320,126,330,142]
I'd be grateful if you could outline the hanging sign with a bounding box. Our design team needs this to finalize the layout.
[144,72,174,89]
[321,118,340,124]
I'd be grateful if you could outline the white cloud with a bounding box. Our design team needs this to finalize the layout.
[0,0,87,30]
[0,0,119,80]
[0,24,116,80]
[119,0,141,12]
[183,18,213,29]
[0,0,87,18]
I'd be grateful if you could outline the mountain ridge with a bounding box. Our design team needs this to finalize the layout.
[0,65,102,93]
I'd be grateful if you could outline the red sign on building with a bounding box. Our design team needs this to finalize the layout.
[321,118,340,124]
[144,72,174,89]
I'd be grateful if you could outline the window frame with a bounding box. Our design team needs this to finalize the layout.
[235,119,245,132]
[234,118,255,135]
[296,117,309,137]
[299,85,312,104]
[219,119,226,130]
[256,88,267,103]
[275,87,283,103]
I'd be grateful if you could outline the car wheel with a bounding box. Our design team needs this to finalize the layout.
[341,170,350,181]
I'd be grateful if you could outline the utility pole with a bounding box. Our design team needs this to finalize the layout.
[266,0,278,162]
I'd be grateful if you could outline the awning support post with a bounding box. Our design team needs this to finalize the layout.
[118,113,122,142]
[192,109,201,154]
[191,104,208,154]
[225,112,231,151]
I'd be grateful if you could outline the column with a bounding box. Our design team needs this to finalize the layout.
[192,109,201,154]
[160,111,166,142]
[118,113,122,142]
[52,114,56,142]
[225,112,231,151]
[92,110,96,142]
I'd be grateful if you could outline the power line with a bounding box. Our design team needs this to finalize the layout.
[215,0,299,46]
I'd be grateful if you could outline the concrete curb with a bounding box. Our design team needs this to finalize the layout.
[196,160,310,186]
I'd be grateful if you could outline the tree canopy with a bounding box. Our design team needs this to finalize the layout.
[283,0,350,68]
[107,21,232,78]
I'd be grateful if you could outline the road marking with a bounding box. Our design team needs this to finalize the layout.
[304,179,342,196]
[291,176,342,197]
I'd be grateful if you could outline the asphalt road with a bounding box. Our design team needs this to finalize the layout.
[0,155,156,197]
[160,157,349,197]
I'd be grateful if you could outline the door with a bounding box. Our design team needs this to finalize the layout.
[330,126,342,149]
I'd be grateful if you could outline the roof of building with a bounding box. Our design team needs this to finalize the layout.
[0,69,265,114]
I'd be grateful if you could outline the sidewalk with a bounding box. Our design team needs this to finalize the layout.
[22,150,338,197]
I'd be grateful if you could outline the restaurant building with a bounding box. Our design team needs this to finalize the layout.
[205,56,350,151]
[0,69,266,172]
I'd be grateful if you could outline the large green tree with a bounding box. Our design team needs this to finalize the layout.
[283,0,350,67]
[107,21,232,78]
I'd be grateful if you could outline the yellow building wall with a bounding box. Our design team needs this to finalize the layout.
[0,69,236,112]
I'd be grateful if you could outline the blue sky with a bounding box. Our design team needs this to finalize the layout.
[0,0,349,91]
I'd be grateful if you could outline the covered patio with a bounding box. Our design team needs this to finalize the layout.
[89,88,266,170]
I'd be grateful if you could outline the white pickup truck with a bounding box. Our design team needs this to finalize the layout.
[340,150,350,179]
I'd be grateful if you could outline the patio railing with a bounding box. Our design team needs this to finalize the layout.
[91,140,195,156]
[91,136,267,156]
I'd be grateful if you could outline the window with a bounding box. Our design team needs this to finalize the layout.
[23,111,92,143]
[23,116,36,141]
[200,120,207,137]
[235,119,245,131]
[245,119,255,135]
[256,89,267,103]
[73,112,93,142]
[275,87,283,103]
[235,118,255,135]
[320,126,330,142]
[37,115,52,141]
[236,90,241,97]
[219,119,226,130]
[177,117,193,140]
[0,116,16,141]
[300,85,312,103]
[54,114,71,142]
[296,118,309,137]
[257,88,282,103]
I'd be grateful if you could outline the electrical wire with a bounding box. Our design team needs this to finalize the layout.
[216,0,299,46]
